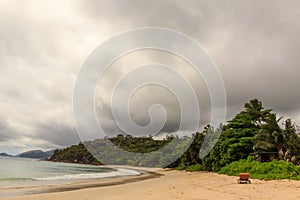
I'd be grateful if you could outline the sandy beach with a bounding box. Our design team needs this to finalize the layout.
[3,168,300,200]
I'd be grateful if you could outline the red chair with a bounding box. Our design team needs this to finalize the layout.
[237,173,251,184]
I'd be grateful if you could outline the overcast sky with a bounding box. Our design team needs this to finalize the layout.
[1,0,300,155]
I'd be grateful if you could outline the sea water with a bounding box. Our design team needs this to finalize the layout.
[0,156,140,189]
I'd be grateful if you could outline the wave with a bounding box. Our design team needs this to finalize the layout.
[0,178,34,181]
[34,168,141,181]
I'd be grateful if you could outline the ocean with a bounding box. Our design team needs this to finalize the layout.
[0,156,140,196]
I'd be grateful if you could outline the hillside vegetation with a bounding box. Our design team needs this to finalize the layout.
[171,99,300,172]
[47,142,102,165]
[48,99,300,179]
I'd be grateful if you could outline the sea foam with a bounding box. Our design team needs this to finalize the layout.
[34,168,141,181]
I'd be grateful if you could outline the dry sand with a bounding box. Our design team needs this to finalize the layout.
[3,169,300,200]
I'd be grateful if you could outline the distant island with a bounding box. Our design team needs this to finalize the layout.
[16,149,56,159]
[0,149,55,159]
[0,152,12,157]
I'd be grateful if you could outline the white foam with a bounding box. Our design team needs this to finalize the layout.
[34,168,141,181]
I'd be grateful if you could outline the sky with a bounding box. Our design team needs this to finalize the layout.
[1,0,300,155]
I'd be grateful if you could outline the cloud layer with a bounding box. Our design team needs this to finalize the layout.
[1,0,300,154]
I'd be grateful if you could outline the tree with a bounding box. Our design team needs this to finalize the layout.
[283,119,300,161]
[254,113,280,161]
[243,98,272,126]
[202,100,261,171]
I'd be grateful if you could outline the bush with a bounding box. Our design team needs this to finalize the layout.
[174,164,204,171]
[186,164,203,172]
[219,156,300,180]
[174,165,186,170]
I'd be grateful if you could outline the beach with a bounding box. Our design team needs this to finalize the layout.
[3,168,300,200]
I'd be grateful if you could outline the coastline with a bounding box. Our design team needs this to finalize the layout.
[3,169,300,200]
[0,166,161,199]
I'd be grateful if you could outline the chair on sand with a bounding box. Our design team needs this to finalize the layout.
[237,173,251,184]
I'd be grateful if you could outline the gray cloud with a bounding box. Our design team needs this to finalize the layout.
[0,120,18,142]
[1,0,300,154]
[76,0,300,116]
[36,122,80,147]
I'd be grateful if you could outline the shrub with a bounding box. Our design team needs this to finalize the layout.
[174,165,186,170]
[186,164,203,172]
[219,156,300,180]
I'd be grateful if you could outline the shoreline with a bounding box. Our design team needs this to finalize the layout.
[3,169,300,200]
[0,166,162,199]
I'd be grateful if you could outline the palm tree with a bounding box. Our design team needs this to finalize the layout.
[254,113,281,161]
[244,99,272,126]
[283,119,300,158]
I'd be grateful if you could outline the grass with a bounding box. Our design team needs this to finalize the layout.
[219,156,300,180]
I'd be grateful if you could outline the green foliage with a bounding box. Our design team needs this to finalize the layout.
[48,142,102,165]
[174,165,186,170]
[168,130,206,168]
[201,110,258,171]
[49,135,193,167]
[283,119,300,158]
[48,98,300,180]
[174,164,204,172]
[109,134,171,153]
[219,156,300,180]
[185,164,204,172]
[174,98,300,173]
[254,113,279,161]
[243,98,272,126]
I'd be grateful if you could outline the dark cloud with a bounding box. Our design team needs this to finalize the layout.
[79,0,300,125]
[36,122,80,147]
[1,0,300,153]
